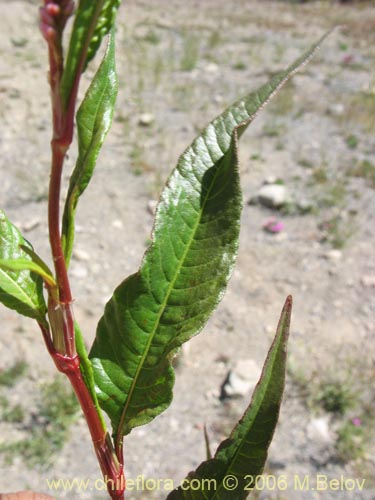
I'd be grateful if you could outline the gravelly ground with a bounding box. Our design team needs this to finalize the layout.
[0,1,374,499]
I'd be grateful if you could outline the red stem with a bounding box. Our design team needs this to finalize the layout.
[41,3,126,498]
[48,139,75,356]
[45,20,75,356]
[38,322,125,499]
[53,353,125,499]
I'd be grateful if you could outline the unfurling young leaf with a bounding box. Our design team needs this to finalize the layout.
[62,32,118,266]
[167,296,292,500]
[89,35,326,448]
[61,0,121,107]
[0,210,47,322]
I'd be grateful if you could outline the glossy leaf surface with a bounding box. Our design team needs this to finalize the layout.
[61,0,121,106]
[167,296,292,500]
[91,135,242,440]
[62,33,118,265]
[89,36,325,443]
[0,210,47,321]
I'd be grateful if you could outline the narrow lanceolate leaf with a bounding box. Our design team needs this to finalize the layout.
[61,0,121,106]
[89,36,327,442]
[167,296,292,500]
[62,32,118,265]
[0,210,47,322]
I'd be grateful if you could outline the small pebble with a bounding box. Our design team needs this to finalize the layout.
[138,113,154,126]
[257,184,287,208]
[112,219,123,229]
[221,359,261,399]
[205,63,219,73]
[72,248,90,262]
[324,249,342,261]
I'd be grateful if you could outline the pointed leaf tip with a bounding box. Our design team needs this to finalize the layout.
[167,296,292,499]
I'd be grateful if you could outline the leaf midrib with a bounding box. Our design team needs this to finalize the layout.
[115,144,232,441]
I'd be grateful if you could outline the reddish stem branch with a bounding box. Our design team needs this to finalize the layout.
[42,3,75,355]
[48,139,75,356]
[53,353,125,499]
[40,3,126,498]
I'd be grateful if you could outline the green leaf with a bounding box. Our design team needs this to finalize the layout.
[61,0,121,106]
[167,296,292,500]
[62,32,118,266]
[89,35,327,442]
[0,210,47,321]
[20,244,55,283]
[0,259,54,288]
[90,135,242,440]
[75,322,107,431]
[0,255,55,288]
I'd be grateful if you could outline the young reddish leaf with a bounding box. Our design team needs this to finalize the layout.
[167,297,292,500]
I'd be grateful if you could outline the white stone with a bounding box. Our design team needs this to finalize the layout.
[205,63,219,73]
[257,184,287,208]
[307,416,332,444]
[222,359,261,398]
[72,248,90,262]
[138,113,154,126]
[324,249,343,261]
[112,219,123,229]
